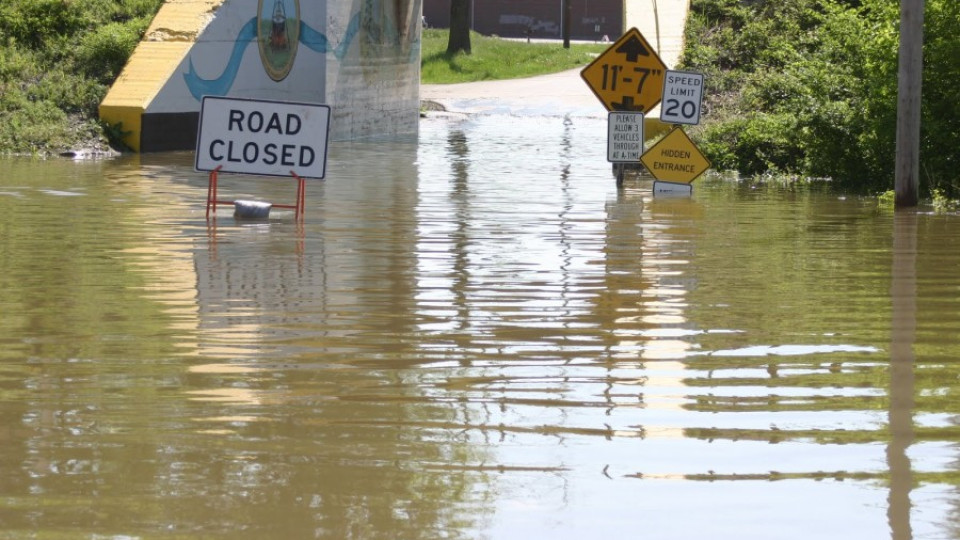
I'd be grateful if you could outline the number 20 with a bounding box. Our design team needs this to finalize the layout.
[664,99,697,119]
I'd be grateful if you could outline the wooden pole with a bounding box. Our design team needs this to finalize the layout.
[562,0,571,48]
[652,0,661,54]
[894,0,924,208]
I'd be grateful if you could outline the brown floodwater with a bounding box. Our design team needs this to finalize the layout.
[1,114,959,539]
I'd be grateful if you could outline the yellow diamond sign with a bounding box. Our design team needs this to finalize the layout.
[581,28,667,112]
[640,127,712,183]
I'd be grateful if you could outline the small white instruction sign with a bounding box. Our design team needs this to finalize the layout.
[607,112,644,162]
[660,70,704,125]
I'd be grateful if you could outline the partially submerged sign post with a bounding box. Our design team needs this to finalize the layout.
[651,71,709,197]
[195,96,331,219]
[582,27,666,187]
[641,127,712,196]
[582,29,713,193]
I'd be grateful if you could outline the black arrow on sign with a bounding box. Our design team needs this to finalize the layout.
[615,36,650,63]
[611,96,644,112]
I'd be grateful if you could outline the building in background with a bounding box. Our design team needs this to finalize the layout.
[423,0,622,41]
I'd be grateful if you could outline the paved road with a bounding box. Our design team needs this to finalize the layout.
[420,0,691,118]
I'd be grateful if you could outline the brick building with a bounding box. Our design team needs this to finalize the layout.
[423,0,623,41]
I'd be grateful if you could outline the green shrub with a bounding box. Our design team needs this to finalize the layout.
[0,0,83,48]
[0,100,69,153]
[78,20,145,83]
[0,0,161,154]
[683,0,960,195]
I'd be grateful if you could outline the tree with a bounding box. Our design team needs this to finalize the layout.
[447,0,471,55]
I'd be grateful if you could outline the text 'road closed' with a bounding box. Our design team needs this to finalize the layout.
[196,97,331,179]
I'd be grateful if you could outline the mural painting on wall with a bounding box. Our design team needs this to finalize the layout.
[258,0,300,81]
[356,0,421,78]
[180,0,422,101]
[358,0,418,53]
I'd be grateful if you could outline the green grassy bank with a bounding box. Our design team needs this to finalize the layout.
[420,29,606,83]
[0,0,162,155]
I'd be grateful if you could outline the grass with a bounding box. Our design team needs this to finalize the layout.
[0,0,161,155]
[420,29,608,84]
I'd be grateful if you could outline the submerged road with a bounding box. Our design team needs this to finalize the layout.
[420,0,691,118]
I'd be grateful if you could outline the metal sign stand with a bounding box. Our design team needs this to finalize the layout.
[205,165,307,220]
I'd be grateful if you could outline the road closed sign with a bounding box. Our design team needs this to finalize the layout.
[195,97,331,179]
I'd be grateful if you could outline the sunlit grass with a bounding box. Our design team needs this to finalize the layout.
[420,29,607,84]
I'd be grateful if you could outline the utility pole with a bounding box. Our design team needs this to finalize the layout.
[894,0,924,208]
[562,0,571,48]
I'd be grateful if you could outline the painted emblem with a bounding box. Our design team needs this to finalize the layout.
[257,0,300,81]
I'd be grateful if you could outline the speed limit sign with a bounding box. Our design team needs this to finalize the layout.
[660,70,704,125]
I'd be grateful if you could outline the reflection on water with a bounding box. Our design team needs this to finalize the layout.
[1,115,960,538]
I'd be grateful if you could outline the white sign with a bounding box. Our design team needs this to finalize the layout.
[653,181,693,197]
[195,96,331,179]
[660,70,704,125]
[607,112,644,162]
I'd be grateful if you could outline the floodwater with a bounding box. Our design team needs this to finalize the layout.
[1,113,959,539]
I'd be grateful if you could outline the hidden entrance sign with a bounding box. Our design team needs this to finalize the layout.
[195,96,331,179]
[640,127,712,184]
[580,28,667,113]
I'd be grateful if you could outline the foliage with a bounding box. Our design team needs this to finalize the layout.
[877,189,895,208]
[0,0,161,154]
[931,188,960,213]
[421,29,607,84]
[681,0,960,196]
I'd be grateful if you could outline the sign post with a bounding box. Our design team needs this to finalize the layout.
[195,96,331,219]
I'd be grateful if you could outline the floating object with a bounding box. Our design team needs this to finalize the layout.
[206,166,307,220]
[233,200,272,219]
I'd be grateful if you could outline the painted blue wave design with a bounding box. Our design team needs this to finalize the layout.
[300,13,361,59]
[184,13,363,100]
[183,17,258,101]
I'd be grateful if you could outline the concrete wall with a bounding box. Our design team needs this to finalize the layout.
[101,0,422,152]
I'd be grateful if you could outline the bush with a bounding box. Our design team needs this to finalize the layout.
[682,0,960,195]
[78,21,146,83]
[0,0,83,49]
[0,0,161,154]
[0,100,69,152]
